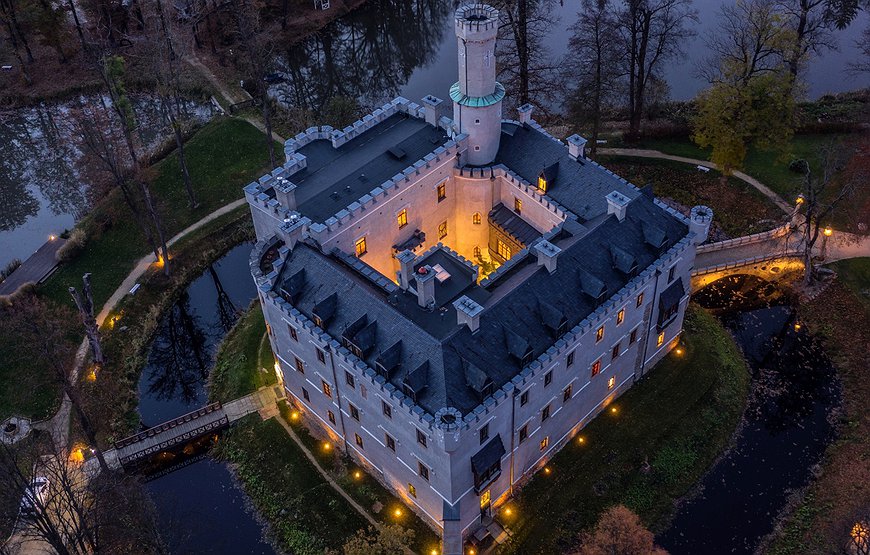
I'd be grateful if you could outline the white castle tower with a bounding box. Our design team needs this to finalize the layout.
[451,4,504,166]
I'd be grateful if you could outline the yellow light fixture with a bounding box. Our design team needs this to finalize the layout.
[394,508,403,517]
[353,471,361,479]
[577,436,585,444]
[795,196,804,204]
[48,234,56,241]
[823,227,833,236]
[504,507,513,516]
[611,407,618,414]
[431,550,439,555]
[675,348,684,355]
[323,442,331,451]
[543,466,551,475]
[794,323,802,331]
[468,549,476,555]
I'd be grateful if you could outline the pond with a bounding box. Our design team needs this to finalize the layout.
[269,0,869,114]
[658,275,839,554]
[136,243,276,555]
[0,95,217,269]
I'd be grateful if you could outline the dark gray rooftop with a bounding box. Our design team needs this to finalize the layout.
[495,123,639,222]
[290,113,449,221]
[274,195,688,415]
[488,203,543,245]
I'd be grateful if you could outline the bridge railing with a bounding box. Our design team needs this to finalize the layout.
[114,402,223,449]
[692,250,804,276]
[696,223,792,254]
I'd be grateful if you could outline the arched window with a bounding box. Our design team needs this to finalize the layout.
[473,246,481,258]
[472,212,482,225]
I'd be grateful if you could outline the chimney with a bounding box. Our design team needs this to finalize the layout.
[279,213,307,249]
[606,191,631,222]
[396,250,416,290]
[533,240,562,274]
[274,177,297,211]
[453,295,484,333]
[422,95,443,127]
[566,134,587,160]
[415,266,437,309]
[518,103,534,124]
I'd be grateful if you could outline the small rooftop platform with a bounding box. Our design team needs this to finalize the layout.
[0,237,67,296]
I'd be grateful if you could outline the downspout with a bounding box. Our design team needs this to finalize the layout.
[639,268,662,378]
[326,346,350,455]
[509,388,517,496]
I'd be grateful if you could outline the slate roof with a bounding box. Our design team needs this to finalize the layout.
[472,435,506,474]
[495,122,639,222]
[488,203,543,245]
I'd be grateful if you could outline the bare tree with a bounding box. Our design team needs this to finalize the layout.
[848,25,870,74]
[566,0,622,155]
[618,0,697,140]
[68,273,104,366]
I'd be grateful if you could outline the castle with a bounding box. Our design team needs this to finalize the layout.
[245,5,709,553]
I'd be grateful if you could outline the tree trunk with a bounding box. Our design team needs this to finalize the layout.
[261,90,277,167]
[68,273,105,365]
[65,381,110,474]
[67,0,88,52]
[140,181,170,276]
[169,108,197,208]
[517,0,530,105]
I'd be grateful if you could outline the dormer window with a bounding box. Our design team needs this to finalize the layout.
[537,176,547,192]
[538,162,558,193]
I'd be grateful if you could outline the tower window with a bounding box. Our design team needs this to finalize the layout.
[474,145,481,151]
[608,376,616,390]
[473,246,482,258]
[514,197,522,214]
[472,212,481,225]
[657,331,665,347]
[497,239,511,260]
[596,325,605,343]
[591,359,602,377]
[637,292,645,307]
[537,176,547,192]
[355,237,367,257]
[397,209,408,229]
[437,182,447,202]
[617,308,625,325]
[475,118,481,124]
[439,221,448,239]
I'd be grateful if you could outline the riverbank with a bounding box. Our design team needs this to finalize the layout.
[767,258,870,554]
[497,306,751,553]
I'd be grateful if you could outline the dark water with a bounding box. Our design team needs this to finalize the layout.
[137,243,275,555]
[658,275,839,554]
[271,0,869,114]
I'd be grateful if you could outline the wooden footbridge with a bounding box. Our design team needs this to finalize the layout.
[104,386,281,470]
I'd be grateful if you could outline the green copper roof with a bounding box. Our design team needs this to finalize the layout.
[449,81,506,107]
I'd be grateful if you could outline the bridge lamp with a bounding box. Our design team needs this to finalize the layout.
[823,227,833,236]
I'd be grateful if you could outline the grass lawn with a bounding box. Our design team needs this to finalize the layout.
[599,157,784,237]
[769,258,870,554]
[40,117,280,308]
[498,306,751,554]
[215,414,369,555]
[209,302,276,403]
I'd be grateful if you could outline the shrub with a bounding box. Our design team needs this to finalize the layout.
[55,228,87,262]
[788,159,809,174]
[0,259,22,283]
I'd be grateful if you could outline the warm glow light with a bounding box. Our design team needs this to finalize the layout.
[578,436,585,444]
[48,234,56,241]
[322,442,331,451]
[794,323,802,331]
[795,196,804,204]
[611,407,618,414]
[85,366,98,382]
[291,411,300,420]
[353,471,361,479]
[675,348,684,355]
[544,466,551,475]
[68,444,87,463]
[431,550,439,555]
[394,508,403,517]
[823,227,833,236]
[504,507,513,516]
[468,549,476,555]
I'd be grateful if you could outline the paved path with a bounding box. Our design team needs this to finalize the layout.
[598,148,794,214]
[0,238,67,296]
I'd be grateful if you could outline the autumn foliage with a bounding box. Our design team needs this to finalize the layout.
[573,505,668,555]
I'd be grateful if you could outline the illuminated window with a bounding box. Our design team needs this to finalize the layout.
[542,404,551,421]
[563,384,572,402]
[385,434,396,451]
[288,325,298,341]
[617,308,625,325]
[537,176,547,192]
[657,331,665,347]
[514,197,523,214]
[608,376,616,390]
[409,484,417,497]
[473,246,482,258]
[540,436,549,451]
[437,182,446,202]
[294,356,305,374]
[567,350,575,367]
[418,462,429,481]
[636,292,644,307]
[317,348,326,364]
[355,237,367,257]
[397,209,408,229]
[497,239,511,260]
[321,380,332,398]
[519,424,528,443]
[480,489,491,508]
[355,433,364,448]
[596,325,605,343]
[591,359,601,377]
[438,221,448,239]
[472,212,482,225]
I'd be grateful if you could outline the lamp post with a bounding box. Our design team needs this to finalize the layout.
[821,227,833,261]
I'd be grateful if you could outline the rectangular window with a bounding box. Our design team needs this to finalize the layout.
[514,197,522,214]
[657,331,665,347]
[409,484,417,498]
[438,220,448,240]
[328,410,336,425]
[519,424,528,443]
[540,436,549,451]
[544,370,553,387]
[288,325,298,342]
[316,348,325,364]
[612,343,620,360]
[537,176,547,192]
[563,384,573,402]
[302,387,310,402]
[542,404,551,421]
[418,462,429,481]
[596,325,605,343]
[567,350,575,367]
[321,380,332,398]
[591,359,602,378]
[386,434,396,451]
[355,433,363,448]
[294,356,305,374]
[636,292,644,307]
[608,376,616,390]
[354,237,367,257]
[497,239,512,260]
[397,208,408,229]
[382,400,392,418]
[629,328,638,345]
[360,384,367,399]
[480,423,489,444]
[668,265,676,282]
[345,371,355,388]
[520,390,529,406]
[437,182,446,202]
[417,429,427,448]
[349,404,360,421]
[617,308,625,326]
